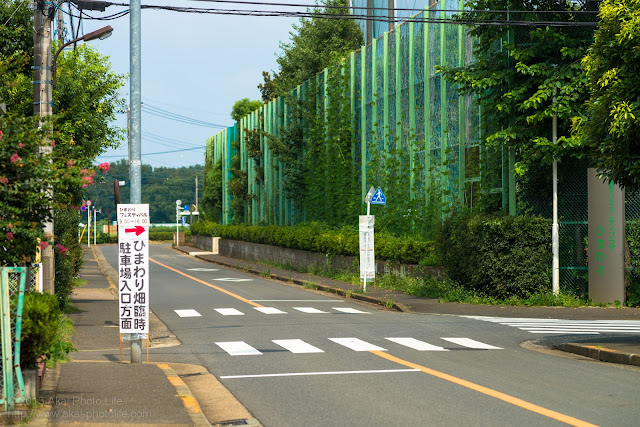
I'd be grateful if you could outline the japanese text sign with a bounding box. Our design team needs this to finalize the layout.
[117,204,150,334]
[588,170,625,304]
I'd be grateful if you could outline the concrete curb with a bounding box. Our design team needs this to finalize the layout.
[157,364,211,427]
[556,343,640,367]
[173,246,405,312]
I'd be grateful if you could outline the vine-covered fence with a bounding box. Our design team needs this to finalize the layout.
[206,0,514,236]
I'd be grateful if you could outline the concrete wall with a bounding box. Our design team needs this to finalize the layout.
[193,235,219,253]
[194,238,444,279]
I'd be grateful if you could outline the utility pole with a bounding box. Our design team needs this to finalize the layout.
[195,175,199,212]
[129,0,143,364]
[33,0,55,294]
[57,8,65,45]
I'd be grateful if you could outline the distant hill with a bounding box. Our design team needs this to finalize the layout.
[85,159,204,224]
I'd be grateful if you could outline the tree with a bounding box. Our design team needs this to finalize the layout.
[265,0,363,95]
[575,0,640,190]
[438,0,596,176]
[231,98,263,122]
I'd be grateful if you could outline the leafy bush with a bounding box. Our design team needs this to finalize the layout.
[627,221,640,307]
[54,208,83,310]
[20,292,60,369]
[191,221,438,265]
[439,213,552,299]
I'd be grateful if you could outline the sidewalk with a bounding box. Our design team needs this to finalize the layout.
[174,243,640,369]
[4,246,260,426]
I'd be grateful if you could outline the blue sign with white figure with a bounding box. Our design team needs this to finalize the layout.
[370,187,386,205]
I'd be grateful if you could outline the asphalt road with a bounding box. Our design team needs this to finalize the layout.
[99,244,640,426]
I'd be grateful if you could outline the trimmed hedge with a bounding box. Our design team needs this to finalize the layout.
[439,214,552,299]
[191,221,438,265]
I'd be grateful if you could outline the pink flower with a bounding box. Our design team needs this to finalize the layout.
[82,184,88,188]
[66,160,74,168]
[0,130,3,141]
[0,176,8,184]
[6,232,13,241]
[51,140,55,147]
[39,241,49,250]
[7,224,12,229]
[98,162,110,172]
[80,169,88,175]
[18,143,25,148]
[56,244,69,254]
[10,153,20,163]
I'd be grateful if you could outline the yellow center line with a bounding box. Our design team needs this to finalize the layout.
[369,350,598,427]
[150,258,263,308]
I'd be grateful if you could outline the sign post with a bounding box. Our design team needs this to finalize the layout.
[175,200,181,246]
[360,187,386,292]
[117,204,150,364]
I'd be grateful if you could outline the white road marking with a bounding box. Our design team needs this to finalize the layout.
[293,307,328,314]
[252,300,344,302]
[272,339,324,354]
[215,308,245,316]
[333,307,369,314]
[186,268,219,272]
[220,369,420,379]
[329,337,387,352]
[213,278,253,282]
[465,316,640,334]
[385,337,449,351]
[174,309,201,317]
[216,341,262,356]
[441,338,503,350]
[254,307,287,314]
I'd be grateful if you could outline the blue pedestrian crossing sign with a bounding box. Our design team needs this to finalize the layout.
[370,187,386,205]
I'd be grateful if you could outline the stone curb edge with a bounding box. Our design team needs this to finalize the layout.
[556,343,640,367]
[156,364,211,427]
[173,246,404,312]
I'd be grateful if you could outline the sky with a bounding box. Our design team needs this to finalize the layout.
[63,0,302,169]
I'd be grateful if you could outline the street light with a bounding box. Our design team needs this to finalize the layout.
[51,25,114,88]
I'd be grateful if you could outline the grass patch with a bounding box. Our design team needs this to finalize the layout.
[374,274,593,307]
[74,277,88,288]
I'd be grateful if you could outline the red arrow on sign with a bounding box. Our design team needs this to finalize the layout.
[124,226,146,236]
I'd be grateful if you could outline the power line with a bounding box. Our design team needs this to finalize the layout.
[185,0,599,15]
[142,103,228,129]
[64,3,598,27]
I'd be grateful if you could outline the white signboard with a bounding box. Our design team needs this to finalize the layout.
[359,215,375,280]
[117,204,150,334]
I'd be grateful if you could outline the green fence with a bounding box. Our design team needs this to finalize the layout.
[205,2,639,297]
[1,267,27,411]
[206,0,514,232]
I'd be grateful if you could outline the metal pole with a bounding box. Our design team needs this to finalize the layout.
[87,207,91,247]
[93,208,97,246]
[129,0,142,364]
[552,96,560,295]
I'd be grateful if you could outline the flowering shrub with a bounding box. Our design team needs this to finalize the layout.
[0,115,107,266]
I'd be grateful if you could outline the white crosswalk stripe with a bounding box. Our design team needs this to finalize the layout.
[293,307,328,314]
[213,336,503,356]
[254,307,287,314]
[385,337,448,351]
[216,341,262,356]
[333,307,369,314]
[465,316,640,334]
[440,338,503,350]
[215,308,245,316]
[329,338,387,352]
[174,309,201,317]
[273,339,324,354]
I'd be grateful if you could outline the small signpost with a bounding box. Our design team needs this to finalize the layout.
[117,204,150,363]
[360,187,386,292]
